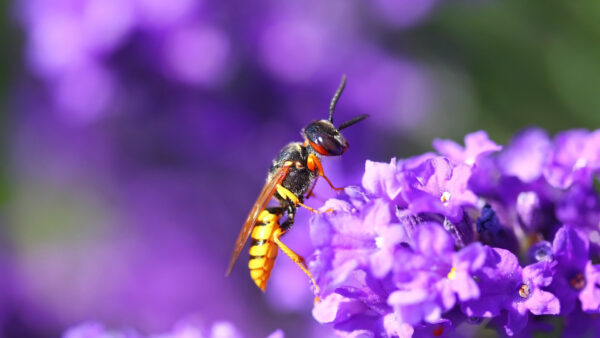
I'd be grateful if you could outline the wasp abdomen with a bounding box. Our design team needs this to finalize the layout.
[248,209,281,291]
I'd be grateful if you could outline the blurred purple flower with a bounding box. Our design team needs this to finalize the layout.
[346,54,435,131]
[53,61,116,124]
[371,0,438,29]
[163,24,231,87]
[63,319,273,338]
[259,17,328,83]
[135,0,197,29]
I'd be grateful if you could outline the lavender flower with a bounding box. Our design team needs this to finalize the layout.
[546,225,600,315]
[461,248,559,336]
[309,128,600,337]
[543,129,600,189]
[433,130,502,167]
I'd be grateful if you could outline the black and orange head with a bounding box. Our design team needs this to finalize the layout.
[304,120,349,156]
[303,75,368,156]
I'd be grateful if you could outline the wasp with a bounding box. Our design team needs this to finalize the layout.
[225,75,368,295]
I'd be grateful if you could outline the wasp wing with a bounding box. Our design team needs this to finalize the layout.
[225,165,289,276]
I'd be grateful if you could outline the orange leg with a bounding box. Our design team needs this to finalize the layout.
[273,228,321,302]
[307,154,344,192]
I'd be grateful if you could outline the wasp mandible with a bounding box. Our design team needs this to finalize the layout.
[225,75,368,294]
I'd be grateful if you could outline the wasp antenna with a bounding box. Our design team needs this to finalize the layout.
[329,75,347,123]
[338,114,369,130]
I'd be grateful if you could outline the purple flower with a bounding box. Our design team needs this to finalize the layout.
[516,191,542,230]
[361,159,406,204]
[311,164,486,336]
[496,128,551,183]
[388,223,486,324]
[461,247,559,336]
[310,192,402,290]
[555,185,600,229]
[63,322,119,338]
[433,130,502,168]
[400,156,478,223]
[547,225,600,315]
[371,0,438,29]
[580,262,600,313]
[543,129,600,189]
[309,127,600,336]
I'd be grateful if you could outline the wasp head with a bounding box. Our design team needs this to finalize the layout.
[303,120,348,156]
[303,75,369,156]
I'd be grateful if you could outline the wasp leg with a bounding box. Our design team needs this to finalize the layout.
[276,184,321,213]
[307,154,344,192]
[305,176,319,200]
[280,203,296,232]
[272,227,321,302]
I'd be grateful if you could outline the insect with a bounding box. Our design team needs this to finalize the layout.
[225,75,368,294]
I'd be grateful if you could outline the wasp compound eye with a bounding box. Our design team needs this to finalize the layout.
[304,120,348,156]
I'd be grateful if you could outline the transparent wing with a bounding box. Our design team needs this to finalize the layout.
[225,165,289,276]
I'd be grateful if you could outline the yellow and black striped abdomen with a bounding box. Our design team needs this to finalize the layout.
[248,209,281,291]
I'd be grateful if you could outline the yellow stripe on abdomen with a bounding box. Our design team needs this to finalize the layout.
[248,209,281,291]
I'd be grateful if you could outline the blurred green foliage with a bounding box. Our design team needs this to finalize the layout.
[427,0,600,143]
[0,0,15,207]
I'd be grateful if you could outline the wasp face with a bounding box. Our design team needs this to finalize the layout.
[303,120,349,156]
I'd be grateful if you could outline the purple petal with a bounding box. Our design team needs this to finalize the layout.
[524,289,561,315]
[362,159,404,201]
[452,270,480,301]
[516,191,541,230]
[210,321,244,338]
[434,131,502,167]
[523,261,555,287]
[552,225,589,269]
[543,129,600,188]
[312,293,367,324]
[453,242,486,272]
[432,138,464,164]
[370,225,409,278]
[580,262,600,313]
[505,309,528,336]
[413,222,453,258]
[266,329,285,338]
[388,289,429,305]
[497,128,551,183]
[63,322,106,338]
[490,247,521,276]
[382,313,414,338]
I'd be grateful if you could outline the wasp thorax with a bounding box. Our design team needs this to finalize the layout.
[303,120,349,156]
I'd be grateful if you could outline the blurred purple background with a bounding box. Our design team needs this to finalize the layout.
[2,0,599,337]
